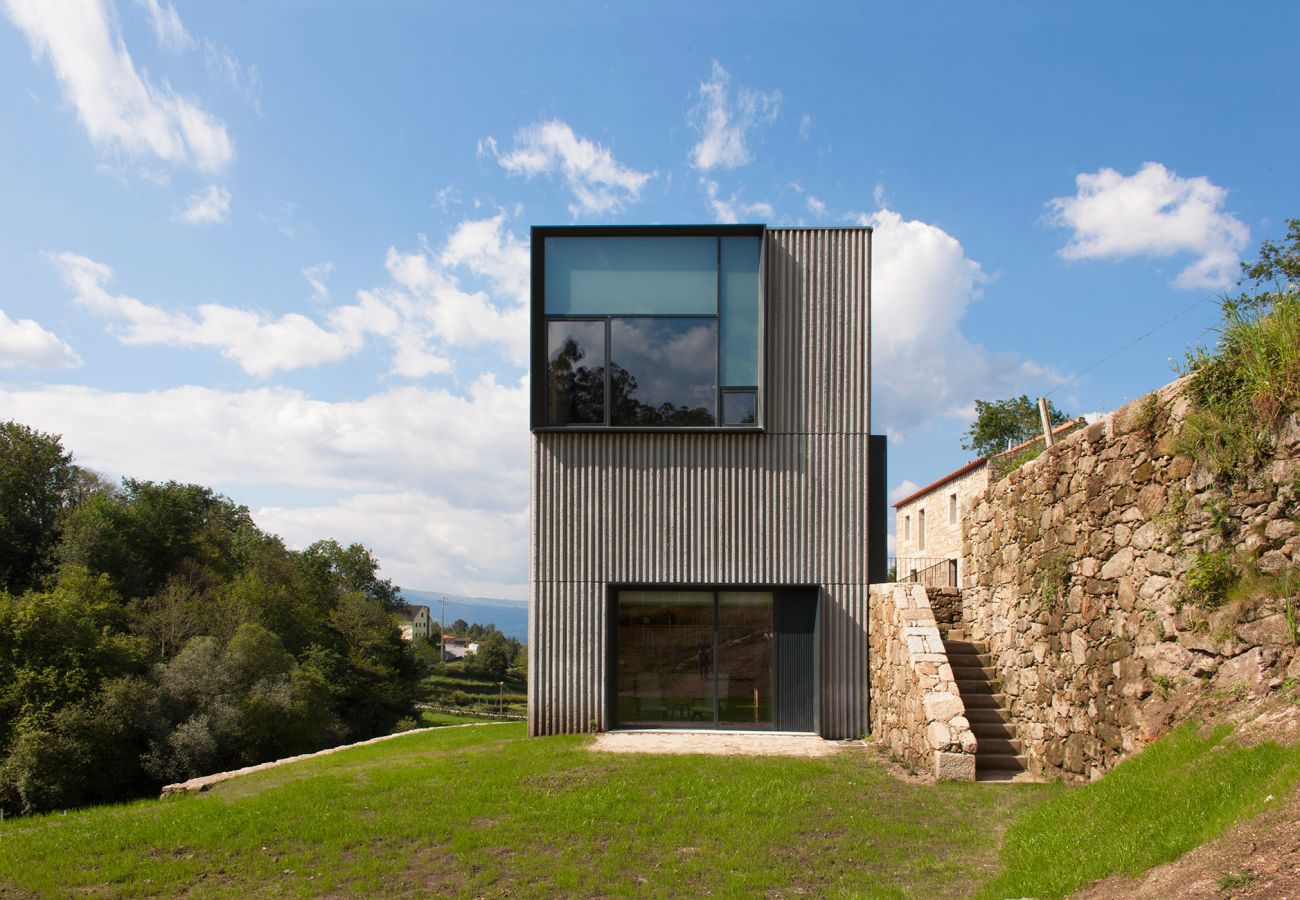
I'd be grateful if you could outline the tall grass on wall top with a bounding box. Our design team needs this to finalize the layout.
[1178,218,1300,477]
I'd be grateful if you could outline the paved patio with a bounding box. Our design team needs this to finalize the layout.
[589,730,850,757]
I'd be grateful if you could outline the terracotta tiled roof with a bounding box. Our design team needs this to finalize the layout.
[891,419,1083,509]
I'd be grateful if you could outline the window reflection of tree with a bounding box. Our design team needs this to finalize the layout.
[548,335,717,427]
[547,337,605,424]
[610,361,714,427]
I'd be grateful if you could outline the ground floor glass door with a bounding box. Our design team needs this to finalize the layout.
[614,588,815,731]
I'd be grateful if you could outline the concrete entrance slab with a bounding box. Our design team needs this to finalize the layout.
[590,730,850,757]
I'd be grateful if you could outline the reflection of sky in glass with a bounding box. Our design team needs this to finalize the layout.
[610,318,716,424]
[546,320,605,424]
[545,237,718,315]
[722,391,757,425]
[720,236,760,387]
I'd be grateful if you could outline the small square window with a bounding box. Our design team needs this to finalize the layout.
[721,391,757,426]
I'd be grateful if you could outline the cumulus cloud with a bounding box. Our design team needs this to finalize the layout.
[46,213,529,379]
[689,60,781,171]
[489,119,653,217]
[0,377,531,597]
[3,0,234,171]
[888,480,921,505]
[0,307,81,369]
[853,206,1060,439]
[702,179,773,224]
[133,0,192,52]
[176,184,230,225]
[47,251,386,376]
[1049,162,1249,289]
[358,213,530,376]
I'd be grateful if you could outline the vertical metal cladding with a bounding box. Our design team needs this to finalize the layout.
[530,228,872,738]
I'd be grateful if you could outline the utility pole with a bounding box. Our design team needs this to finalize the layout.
[439,597,446,662]
[499,681,504,716]
[1038,396,1055,448]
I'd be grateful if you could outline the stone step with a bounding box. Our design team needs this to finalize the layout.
[976,753,1027,773]
[950,665,999,681]
[945,653,993,668]
[961,692,1008,709]
[964,707,1012,725]
[953,677,997,692]
[942,640,990,655]
[970,722,1018,740]
[975,737,1022,755]
[946,628,967,641]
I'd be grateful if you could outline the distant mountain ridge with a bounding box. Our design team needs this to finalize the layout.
[400,589,528,641]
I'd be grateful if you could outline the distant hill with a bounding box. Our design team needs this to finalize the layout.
[400,589,528,641]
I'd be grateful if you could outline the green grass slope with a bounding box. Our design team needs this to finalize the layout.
[1,722,1296,898]
[0,724,1044,898]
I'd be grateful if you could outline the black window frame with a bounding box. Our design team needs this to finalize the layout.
[531,224,767,432]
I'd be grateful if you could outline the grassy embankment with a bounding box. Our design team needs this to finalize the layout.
[2,721,1298,897]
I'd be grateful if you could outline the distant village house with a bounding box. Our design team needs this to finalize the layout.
[395,603,432,642]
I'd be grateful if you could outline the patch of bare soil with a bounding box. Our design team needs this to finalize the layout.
[1074,686,1300,900]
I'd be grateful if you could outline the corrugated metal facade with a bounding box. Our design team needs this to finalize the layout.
[529,227,872,738]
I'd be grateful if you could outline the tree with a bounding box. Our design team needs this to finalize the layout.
[0,422,79,594]
[473,632,511,679]
[962,395,1071,459]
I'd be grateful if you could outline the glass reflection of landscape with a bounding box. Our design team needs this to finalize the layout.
[546,320,605,425]
[610,318,717,426]
[722,391,757,426]
[616,590,773,729]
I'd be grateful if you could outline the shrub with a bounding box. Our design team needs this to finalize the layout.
[1183,550,1239,610]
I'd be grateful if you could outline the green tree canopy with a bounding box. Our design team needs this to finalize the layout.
[962,395,1071,459]
[0,421,80,594]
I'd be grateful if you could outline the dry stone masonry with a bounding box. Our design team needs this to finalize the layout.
[868,583,977,780]
[961,378,1300,782]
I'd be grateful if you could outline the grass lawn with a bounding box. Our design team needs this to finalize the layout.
[0,724,1046,897]
[1,722,1296,898]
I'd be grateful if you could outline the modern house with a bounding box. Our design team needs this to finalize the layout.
[528,224,885,739]
[395,603,432,642]
[892,419,1083,588]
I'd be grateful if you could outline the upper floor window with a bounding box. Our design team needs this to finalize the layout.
[531,226,764,430]
[918,509,926,550]
[949,493,958,524]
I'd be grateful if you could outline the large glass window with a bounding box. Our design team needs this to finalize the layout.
[616,589,775,730]
[535,228,763,429]
[610,318,717,426]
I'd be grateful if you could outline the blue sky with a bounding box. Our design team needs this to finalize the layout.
[2,1,1297,600]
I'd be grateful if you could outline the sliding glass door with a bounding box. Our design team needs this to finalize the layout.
[614,588,812,731]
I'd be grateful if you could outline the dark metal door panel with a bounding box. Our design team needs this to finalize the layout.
[774,591,818,732]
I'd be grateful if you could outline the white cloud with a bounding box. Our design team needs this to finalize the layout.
[47,251,385,376]
[0,307,81,369]
[0,377,531,597]
[3,0,234,171]
[303,262,334,300]
[491,119,653,217]
[853,206,1060,439]
[888,480,921,505]
[805,195,827,217]
[688,60,781,172]
[133,0,192,52]
[176,184,230,225]
[702,179,773,224]
[1049,162,1249,289]
[353,214,530,377]
[203,38,262,115]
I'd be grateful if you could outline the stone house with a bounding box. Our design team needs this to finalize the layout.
[395,603,432,642]
[893,420,1081,587]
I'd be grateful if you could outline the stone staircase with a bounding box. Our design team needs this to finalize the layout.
[942,635,1028,781]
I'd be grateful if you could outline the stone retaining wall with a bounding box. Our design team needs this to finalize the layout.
[962,378,1300,782]
[868,583,976,780]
